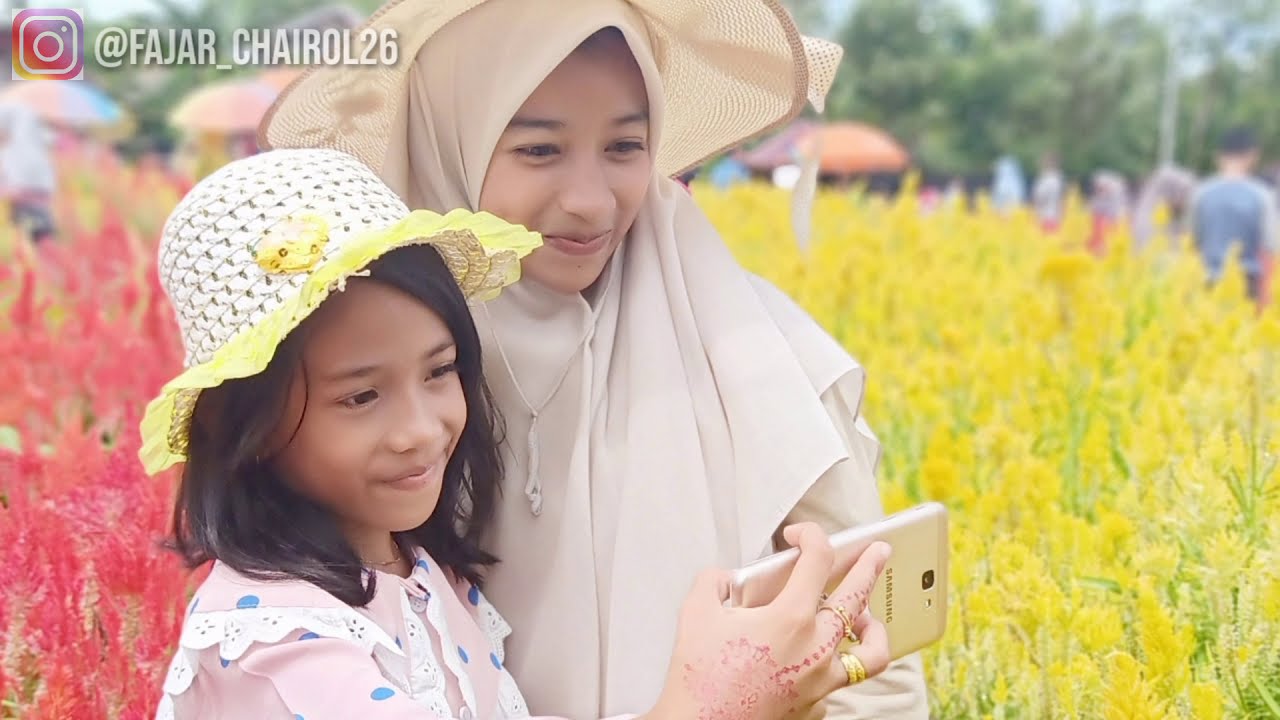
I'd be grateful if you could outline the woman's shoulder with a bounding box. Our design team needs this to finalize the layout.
[743,272,863,392]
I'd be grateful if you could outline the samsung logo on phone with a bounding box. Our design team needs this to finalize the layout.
[884,567,894,624]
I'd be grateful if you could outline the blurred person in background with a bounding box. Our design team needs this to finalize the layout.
[1190,127,1279,302]
[1032,152,1065,232]
[1131,165,1197,252]
[1087,170,1129,256]
[942,176,967,210]
[0,104,57,244]
[991,154,1025,213]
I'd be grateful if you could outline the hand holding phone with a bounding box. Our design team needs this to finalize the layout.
[727,502,949,661]
[647,524,895,720]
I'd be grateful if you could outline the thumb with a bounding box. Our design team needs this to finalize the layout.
[682,568,731,618]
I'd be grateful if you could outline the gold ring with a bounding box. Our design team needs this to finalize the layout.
[839,652,868,685]
[819,603,859,644]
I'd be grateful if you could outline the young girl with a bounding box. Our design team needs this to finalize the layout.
[144,148,893,720]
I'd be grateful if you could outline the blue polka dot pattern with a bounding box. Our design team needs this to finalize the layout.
[299,632,320,641]
[371,687,396,701]
[295,716,304,720]
[395,636,402,648]
[458,646,469,663]
[468,585,480,606]
[415,559,430,572]
[490,652,502,669]
[235,595,260,609]
[219,657,230,668]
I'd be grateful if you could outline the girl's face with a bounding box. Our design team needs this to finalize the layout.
[269,279,466,561]
[480,30,653,295]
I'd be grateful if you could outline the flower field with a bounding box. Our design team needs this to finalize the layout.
[1,162,1277,719]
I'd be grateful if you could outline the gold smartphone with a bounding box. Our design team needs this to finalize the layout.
[726,502,949,661]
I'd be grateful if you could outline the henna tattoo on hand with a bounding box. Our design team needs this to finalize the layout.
[776,582,875,677]
[679,576,881,720]
[830,579,872,616]
[682,638,800,720]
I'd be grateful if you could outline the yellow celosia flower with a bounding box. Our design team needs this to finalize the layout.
[1188,681,1225,720]
[1102,652,1168,720]
[699,181,1280,718]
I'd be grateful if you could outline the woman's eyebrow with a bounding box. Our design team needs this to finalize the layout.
[506,111,648,131]
[614,111,648,126]
[507,116,563,130]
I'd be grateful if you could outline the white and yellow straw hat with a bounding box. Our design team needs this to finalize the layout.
[138,148,541,475]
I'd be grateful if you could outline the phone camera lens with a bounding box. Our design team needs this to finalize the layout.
[921,570,935,590]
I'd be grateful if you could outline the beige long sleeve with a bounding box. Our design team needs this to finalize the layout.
[777,380,932,720]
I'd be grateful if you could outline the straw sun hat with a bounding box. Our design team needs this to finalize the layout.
[138,148,541,475]
[257,0,844,179]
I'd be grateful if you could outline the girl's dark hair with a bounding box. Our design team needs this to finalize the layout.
[166,244,506,606]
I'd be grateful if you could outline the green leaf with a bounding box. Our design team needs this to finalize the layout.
[1078,576,1124,593]
[1251,673,1280,719]
[0,425,20,453]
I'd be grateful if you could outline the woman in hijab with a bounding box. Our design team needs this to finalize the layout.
[0,104,57,244]
[262,1,930,717]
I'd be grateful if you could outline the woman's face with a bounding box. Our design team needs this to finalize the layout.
[480,30,653,295]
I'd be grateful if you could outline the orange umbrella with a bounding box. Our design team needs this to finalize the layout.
[796,122,909,174]
[169,78,279,133]
[257,67,304,92]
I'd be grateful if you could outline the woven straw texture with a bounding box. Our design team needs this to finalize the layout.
[257,0,843,178]
[159,148,410,368]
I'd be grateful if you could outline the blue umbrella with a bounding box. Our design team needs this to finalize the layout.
[0,80,128,131]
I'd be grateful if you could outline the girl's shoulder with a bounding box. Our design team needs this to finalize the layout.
[186,560,352,613]
[162,562,404,697]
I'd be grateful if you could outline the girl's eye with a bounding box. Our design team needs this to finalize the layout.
[428,362,458,381]
[611,140,647,154]
[341,390,378,409]
[515,145,558,158]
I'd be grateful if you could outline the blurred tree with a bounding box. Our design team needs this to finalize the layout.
[779,0,832,37]
[1170,0,1280,171]
[821,0,1279,181]
[828,0,979,174]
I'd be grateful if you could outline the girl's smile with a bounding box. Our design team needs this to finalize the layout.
[381,458,446,492]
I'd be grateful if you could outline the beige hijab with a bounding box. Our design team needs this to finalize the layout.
[379,0,862,714]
